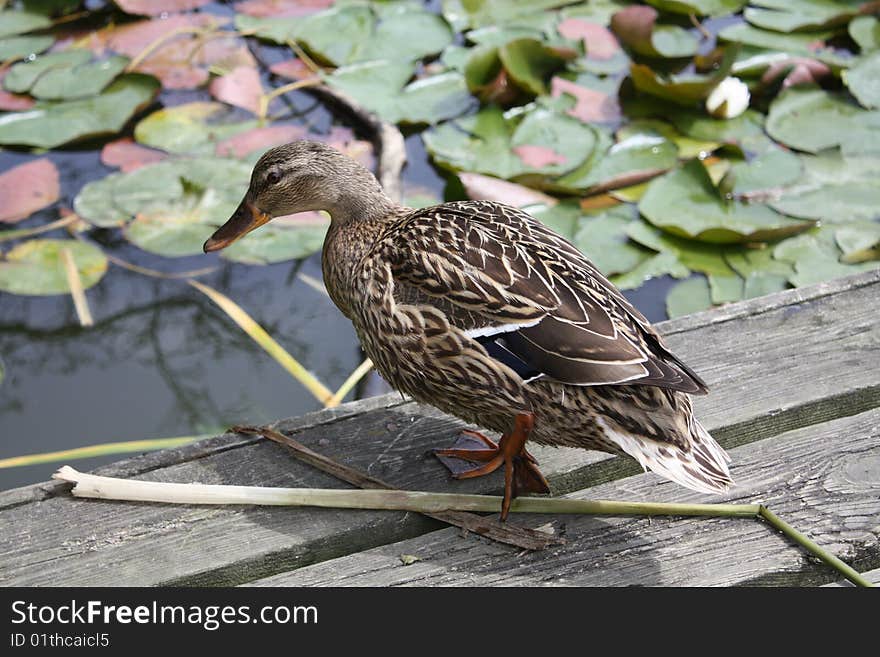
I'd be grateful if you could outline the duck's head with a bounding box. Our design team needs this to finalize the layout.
[203,140,390,253]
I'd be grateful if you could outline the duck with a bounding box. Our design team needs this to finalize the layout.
[204,140,732,520]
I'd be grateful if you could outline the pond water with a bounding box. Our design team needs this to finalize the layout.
[0,2,682,490]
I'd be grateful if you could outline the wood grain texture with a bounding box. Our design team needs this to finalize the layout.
[249,408,880,587]
[1,270,878,586]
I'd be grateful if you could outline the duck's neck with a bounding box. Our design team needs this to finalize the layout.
[321,191,406,319]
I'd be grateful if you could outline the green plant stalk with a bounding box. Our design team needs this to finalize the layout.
[0,437,208,469]
[53,466,871,587]
[758,505,872,588]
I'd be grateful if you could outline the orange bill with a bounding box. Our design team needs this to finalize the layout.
[203,200,271,253]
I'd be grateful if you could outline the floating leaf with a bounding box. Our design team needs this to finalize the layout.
[836,223,880,264]
[0,158,60,224]
[269,58,314,80]
[222,220,329,264]
[773,228,877,287]
[234,0,335,18]
[240,4,452,66]
[612,251,690,290]
[572,205,652,276]
[629,49,735,105]
[0,239,107,296]
[0,70,34,111]
[4,50,92,93]
[134,101,258,154]
[441,0,573,31]
[666,276,712,318]
[101,137,168,172]
[556,17,627,74]
[743,0,858,33]
[645,0,747,16]
[498,38,575,96]
[639,160,813,243]
[617,118,720,158]
[550,75,621,123]
[611,5,699,59]
[849,15,880,53]
[459,172,557,207]
[29,55,129,101]
[708,273,743,304]
[627,220,736,276]
[843,51,880,109]
[729,146,802,197]
[0,10,51,39]
[209,65,263,115]
[0,74,159,148]
[327,61,474,125]
[719,22,834,54]
[0,35,54,60]
[766,86,880,154]
[114,0,213,15]
[426,105,599,183]
[215,124,308,159]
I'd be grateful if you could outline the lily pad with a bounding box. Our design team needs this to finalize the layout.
[327,61,474,125]
[498,38,575,96]
[836,222,880,263]
[0,239,108,296]
[843,51,880,109]
[0,158,60,223]
[610,6,699,59]
[666,276,712,318]
[729,146,802,197]
[645,0,747,16]
[849,16,880,52]
[743,0,858,33]
[0,36,54,61]
[773,228,878,287]
[222,220,329,264]
[134,102,259,154]
[719,22,835,53]
[0,74,160,149]
[766,86,880,154]
[31,55,129,101]
[555,18,628,75]
[3,50,92,93]
[0,10,51,38]
[629,49,735,105]
[115,0,214,16]
[459,172,557,207]
[424,105,598,183]
[639,160,814,243]
[626,220,736,276]
[572,205,652,276]
[441,0,573,31]
[239,4,452,66]
[617,118,720,158]
[612,251,690,290]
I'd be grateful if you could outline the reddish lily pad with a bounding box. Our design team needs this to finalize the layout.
[215,124,308,158]
[610,5,699,59]
[101,138,168,172]
[234,0,335,17]
[114,0,213,16]
[459,172,557,207]
[270,58,315,80]
[209,65,263,115]
[0,158,60,223]
[551,76,621,123]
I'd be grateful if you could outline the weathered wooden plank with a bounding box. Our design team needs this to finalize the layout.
[825,568,880,587]
[1,270,878,586]
[248,408,880,587]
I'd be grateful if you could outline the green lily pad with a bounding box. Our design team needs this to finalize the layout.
[626,220,736,276]
[836,222,880,263]
[0,35,53,60]
[222,221,329,265]
[134,102,259,154]
[424,105,598,182]
[707,272,743,304]
[238,4,452,66]
[629,48,734,105]
[843,51,880,109]
[611,251,690,290]
[0,239,108,296]
[124,212,218,257]
[671,109,765,143]
[441,0,573,31]
[4,50,92,93]
[639,160,814,243]
[0,74,159,148]
[772,181,880,223]
[743,0,857,33]
[617,118,720,158]
[729,146,803,197]
[771,225,878,286]
[767,86,880,154]
[31,56,129,101]
[524,202,580,241]
[725,246,793,297]
[572,205,652,276]
[555,129,678,194]
[849,15,880,53]
[327,61,474,125]
[666,276,713,317]
[0,10,51,38]
[498,38,575,96]
[645,0,747,16]
[611,6,699,59]
[719,22,835,53]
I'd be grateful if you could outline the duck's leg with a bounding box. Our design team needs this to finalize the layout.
[434,412,550,521]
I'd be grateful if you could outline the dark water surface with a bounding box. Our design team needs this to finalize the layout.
[0,6,676,490]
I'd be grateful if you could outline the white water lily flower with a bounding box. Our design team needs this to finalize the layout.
[705,77,750,119]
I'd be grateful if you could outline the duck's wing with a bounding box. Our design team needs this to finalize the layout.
[380,200,707,394]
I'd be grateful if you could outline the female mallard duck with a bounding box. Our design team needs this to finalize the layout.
[204,141,732,519]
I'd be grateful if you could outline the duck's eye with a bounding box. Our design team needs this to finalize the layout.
[266,171,281,185]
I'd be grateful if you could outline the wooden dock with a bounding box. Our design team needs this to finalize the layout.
[2,269,878,587]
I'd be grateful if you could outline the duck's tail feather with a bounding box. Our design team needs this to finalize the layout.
[597,416,732,494]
